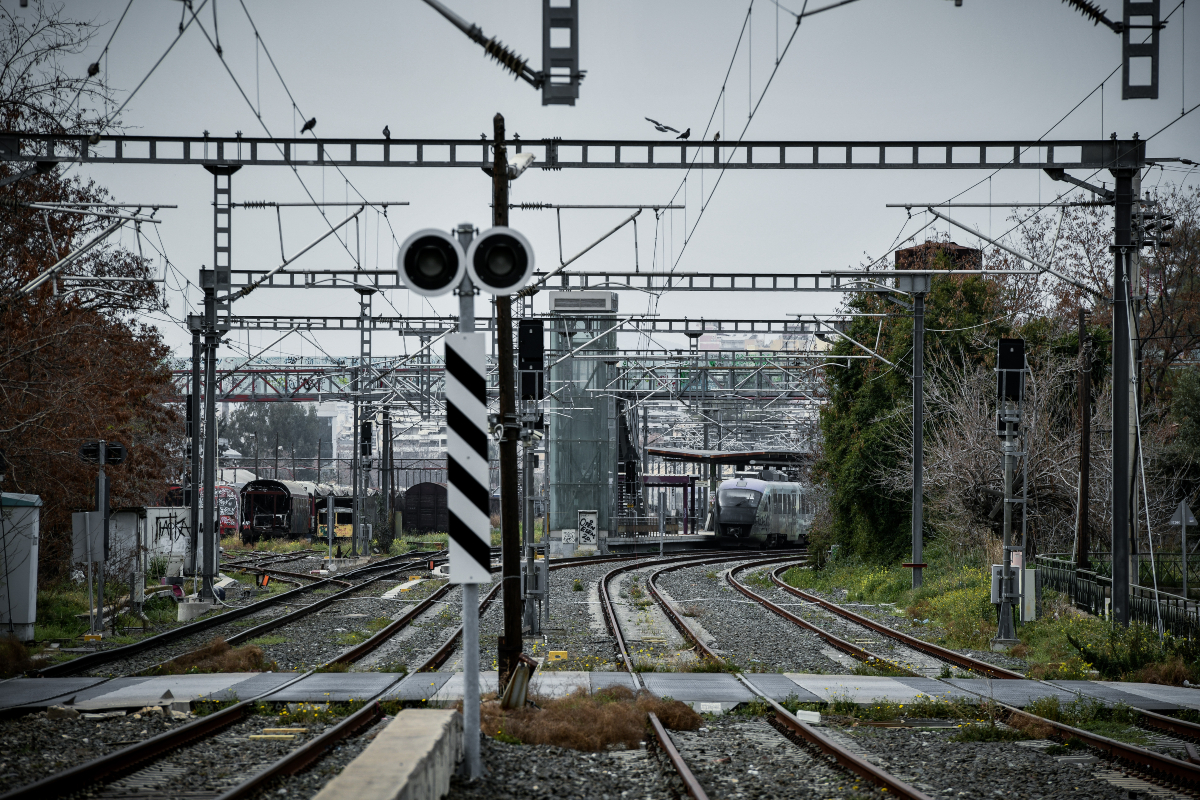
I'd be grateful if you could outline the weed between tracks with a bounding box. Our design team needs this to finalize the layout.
[472,685,702,751]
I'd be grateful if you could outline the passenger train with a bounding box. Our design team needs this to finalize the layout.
[713,470,809,549]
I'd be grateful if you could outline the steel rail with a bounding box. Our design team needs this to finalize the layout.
[137,556,441,675]
[764,565,1200,741]
[212,699,387,800]
[644,554,805,663]
[1000,702,1200,789]
[251,567,353,587]
[733,678,935,800]
[221,549,323,568]
[39,551,442,677]
[598,551,792,677]
[767,564,1025,680]
[647,711,710,800]
[0,699,259,800]
[330,580,455,665]
[416,580,504,672]
[724,557,914,673]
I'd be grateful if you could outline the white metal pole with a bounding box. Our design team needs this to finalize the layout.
[456,225,481,781]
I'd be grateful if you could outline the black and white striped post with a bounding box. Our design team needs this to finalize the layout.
[446,325,489,782]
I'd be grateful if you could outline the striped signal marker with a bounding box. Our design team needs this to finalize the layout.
[444,333,491,584]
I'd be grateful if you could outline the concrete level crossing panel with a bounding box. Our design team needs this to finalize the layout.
[429,672,499,704]
[741,673,823,704]
[1047,680,1180,711]
[383,672,455,702]
[893,677,980,703]
[0,676,112,711]
[1093,682,1200,711]
[639,672,754,713]
[944,678,1078,708]
[527,671,592,698]
[265,673,402,703]
[196,672,299,702]
[784,674,922,705]
[589,673,638,693]
[72,674,263,710]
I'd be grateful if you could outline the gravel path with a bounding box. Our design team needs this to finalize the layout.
[840,725,1162,799]
[447,734,674,800]
[655,561,854,674]
[668,715,883,799]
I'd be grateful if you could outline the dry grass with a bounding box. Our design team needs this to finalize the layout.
[474,685,701,751]
[1007,712,1055,739]
[0,635,34,678]
[150,637,277,675]
[1132,655,1192,685]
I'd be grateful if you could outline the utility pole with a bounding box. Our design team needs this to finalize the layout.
[201,271,218,601]
[1111,140,1137,627]
[494,113,522,689]
[188,321,202,577]
[911,285,926,589]
[1075,309,1092,569]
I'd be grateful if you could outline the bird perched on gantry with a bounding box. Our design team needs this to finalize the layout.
[677,128,690,140]
[300,117,317,134]
[383,125,391,139]
[644,117,680,134]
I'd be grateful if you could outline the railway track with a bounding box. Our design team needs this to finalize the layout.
[39,550,446,677]
[600,550,938,799]
[635,554,1200,798]
[762,562,1200,746]
[739,559,1200,795]
[5,550,725,800]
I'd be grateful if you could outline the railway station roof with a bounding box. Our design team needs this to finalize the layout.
[645,447,809,466]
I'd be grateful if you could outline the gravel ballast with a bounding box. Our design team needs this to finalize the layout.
[655,560,855,674]
[840,724,1158,799]
[448,734,674,800]
[669,714,883,799]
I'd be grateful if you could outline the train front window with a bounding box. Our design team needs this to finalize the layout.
[719,489,761,508]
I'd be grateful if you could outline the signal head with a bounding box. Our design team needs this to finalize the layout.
[466,226,535,295]
[397,228,466,296]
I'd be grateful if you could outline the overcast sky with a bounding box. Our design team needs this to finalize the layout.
[37,0,1200,359]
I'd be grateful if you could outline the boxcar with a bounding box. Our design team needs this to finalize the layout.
[240,479,314,543]
[403,482,448,534]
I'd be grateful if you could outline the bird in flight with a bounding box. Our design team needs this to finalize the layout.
[300,117,317,134]
[383,125,391,139]
[677,128,691,140]
[645,117,679,134]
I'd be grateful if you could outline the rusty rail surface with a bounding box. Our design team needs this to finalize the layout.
[767,564,1024,680]
[647,711,709,800]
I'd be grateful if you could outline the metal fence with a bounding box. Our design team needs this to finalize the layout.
[1035,554,1200,639]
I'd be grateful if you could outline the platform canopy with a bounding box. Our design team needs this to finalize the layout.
[645,447,809,467]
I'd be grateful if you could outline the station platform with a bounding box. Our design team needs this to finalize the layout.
[4,671,1200,714]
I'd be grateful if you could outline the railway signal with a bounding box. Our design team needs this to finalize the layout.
[398,225,536,297]
[396,228,465,296]
[466,227,535,295]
